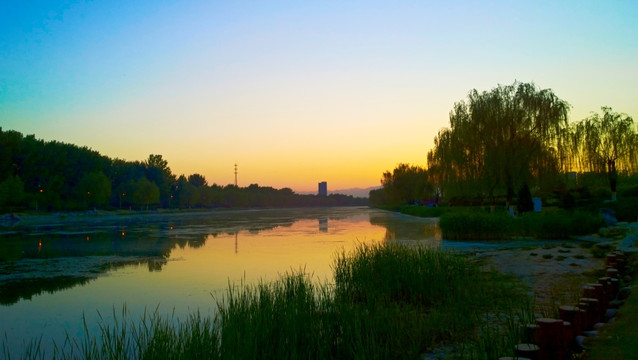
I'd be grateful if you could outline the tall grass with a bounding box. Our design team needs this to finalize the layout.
[215,273,334,359]
[3,243,535,359]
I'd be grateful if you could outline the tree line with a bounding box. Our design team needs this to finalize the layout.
[371,81,638,207]
[0,130,366,213]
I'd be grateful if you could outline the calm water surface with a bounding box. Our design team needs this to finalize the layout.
[0,207,442,355]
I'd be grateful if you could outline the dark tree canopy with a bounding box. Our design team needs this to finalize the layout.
[427,81,570,202]
[374,163,432,206]
[188,173,208,187]
[0,128,367,212]
[571,107,637,195]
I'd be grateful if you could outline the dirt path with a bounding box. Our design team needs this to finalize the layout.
[480,244,605,315]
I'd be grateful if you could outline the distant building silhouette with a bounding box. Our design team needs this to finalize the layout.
[318,181,327,197]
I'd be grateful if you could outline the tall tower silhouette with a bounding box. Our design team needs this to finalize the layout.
[234,163,238,186]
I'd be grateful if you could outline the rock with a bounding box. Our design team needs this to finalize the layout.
[605,309,617,322]
[617,286,632,300]
[583,330,599,338]
[514,343,539,359]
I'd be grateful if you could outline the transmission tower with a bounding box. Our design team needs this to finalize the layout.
[234,163,238,186]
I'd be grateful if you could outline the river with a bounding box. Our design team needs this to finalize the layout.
[1,207,444,356]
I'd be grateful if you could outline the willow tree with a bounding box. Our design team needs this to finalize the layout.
[380,163,431,205]
[427,81,570,203]
[573,107,637,198]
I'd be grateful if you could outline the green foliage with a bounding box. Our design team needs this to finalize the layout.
[440,211,512,240]
[0,129,368,212]
[396,204,446,217]
[216,273,331,359]
[378,163,432,206]
[606,197,638,222]
[145,154,175,207]
[187,174,207,187]
[77,171,112,207]
[427,81,570,202]
[128,177,160,210]
[571,107,637,193]
[0,175,25,210]
[439,209,604,240]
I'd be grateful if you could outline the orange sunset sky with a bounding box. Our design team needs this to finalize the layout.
[2,1,637,192]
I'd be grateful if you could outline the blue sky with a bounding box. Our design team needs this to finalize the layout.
[1,1,637,190]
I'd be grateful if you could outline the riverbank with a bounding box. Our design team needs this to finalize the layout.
[3,208,635,358]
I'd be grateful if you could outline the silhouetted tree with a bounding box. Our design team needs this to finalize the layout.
[572,107,637,198]
[77,171,112,208]
[145,154,175,207]
[427,81,570,203]
[174,175,197,208]
[380,163,432,205]
[187,173,208,187]
[129,177,160,210]
[0,176,25,211]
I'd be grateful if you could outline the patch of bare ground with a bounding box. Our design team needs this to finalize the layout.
[479,244,605,317]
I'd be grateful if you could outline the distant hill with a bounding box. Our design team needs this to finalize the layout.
[297,186,381,198]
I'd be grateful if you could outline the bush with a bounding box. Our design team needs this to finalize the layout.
[621,186,638,197]
[396,204,445,218]
[607,197,638,222]
[439,210,604,240]
[439,211,512,240]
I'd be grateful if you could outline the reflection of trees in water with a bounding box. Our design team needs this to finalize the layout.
[369,213,441,243]
[0,257,165,305]
[0,208,369,304]
[0,276,93,305]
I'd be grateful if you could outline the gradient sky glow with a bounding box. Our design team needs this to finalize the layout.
[2,1,637,191]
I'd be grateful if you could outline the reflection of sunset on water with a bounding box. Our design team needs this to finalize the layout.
[0,208,441,356]
[167,218,386,288]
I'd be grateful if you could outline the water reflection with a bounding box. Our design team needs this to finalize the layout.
[370,212,441,244]
[0,208,439,306]
[0,207,445,357]
[319,217,328,232]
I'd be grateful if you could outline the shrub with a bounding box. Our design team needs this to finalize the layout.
[607,197,638,222]
[439,210,603,241]
[397,204,445,218]
[439,211,512,240]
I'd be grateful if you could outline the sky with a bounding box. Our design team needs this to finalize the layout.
[1,1,637,192]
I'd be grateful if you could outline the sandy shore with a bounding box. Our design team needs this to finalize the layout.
[479,221,637,315]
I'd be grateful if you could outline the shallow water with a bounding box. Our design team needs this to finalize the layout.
[0,207,442,355]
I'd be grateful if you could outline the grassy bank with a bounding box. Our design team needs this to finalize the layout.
[3,243,535,359]
[438,209,603,241]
